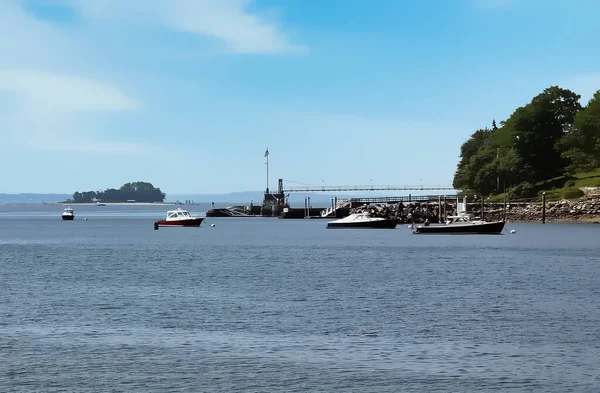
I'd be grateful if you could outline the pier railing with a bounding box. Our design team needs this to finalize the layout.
[282,185,456,192]
[350,194,458,204]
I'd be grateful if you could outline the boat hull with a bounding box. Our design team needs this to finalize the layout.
[62,215,74,221]
[327,219,398,229]
[415,221,505,234]
[156,218,204,227]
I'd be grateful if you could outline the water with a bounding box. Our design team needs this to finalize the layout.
[2,204,600,392]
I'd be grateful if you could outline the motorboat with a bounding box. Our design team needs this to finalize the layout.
[414,214,505,234]
[327,213,398,229]
[155,208,204,227]
[61,206,74,221]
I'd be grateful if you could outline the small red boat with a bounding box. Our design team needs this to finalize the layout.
[155,208,204,227]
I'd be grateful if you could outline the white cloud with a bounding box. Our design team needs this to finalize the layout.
[562,73,600,105]
[0,0,146,155]
[68,0,308,54]
[0,69,139,112]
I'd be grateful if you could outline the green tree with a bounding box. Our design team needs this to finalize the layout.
[452,128,492,190]
[559,90,600,173]
[508,86,581,180]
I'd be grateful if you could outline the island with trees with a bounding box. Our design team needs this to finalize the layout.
[453,86,600,201]
[71,182,166,203]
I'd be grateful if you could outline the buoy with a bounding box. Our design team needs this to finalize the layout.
[84,218,88,221]
[510,229,516,234]
[210,224,215,227]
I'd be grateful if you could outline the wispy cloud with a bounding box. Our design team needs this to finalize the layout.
[68,0,308,54]
[0,0,148,155]
[0,69,139,112]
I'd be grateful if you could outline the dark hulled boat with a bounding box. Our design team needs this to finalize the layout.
[414,214,505,234]
[61,206,74,221]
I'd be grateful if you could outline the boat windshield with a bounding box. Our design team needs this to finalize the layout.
[167,210,192,219]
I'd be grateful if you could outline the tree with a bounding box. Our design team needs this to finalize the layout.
[73,182,166,203]
[509,86,581,180]
[559,90,600,173]
[453,128,492,190]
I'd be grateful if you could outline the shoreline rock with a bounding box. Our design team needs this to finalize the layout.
[481,196,600,223]
[352,196,600,224]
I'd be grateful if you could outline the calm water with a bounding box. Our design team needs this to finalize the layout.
[2,204,600,392]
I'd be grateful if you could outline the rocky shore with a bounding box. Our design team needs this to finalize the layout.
[352,202,451,224]
[352,196,600,224]
[482,197,600,223]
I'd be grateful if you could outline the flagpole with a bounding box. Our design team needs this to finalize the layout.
[265,149,269,194]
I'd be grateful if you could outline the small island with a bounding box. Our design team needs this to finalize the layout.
[68,182,166,204]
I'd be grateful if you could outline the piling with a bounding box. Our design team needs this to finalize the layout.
[334,197,338,218]
[481,195,484,220]
[542,192,546,224]
[331,197,334,218]
[304,197,308,218]
[443,196,447,221]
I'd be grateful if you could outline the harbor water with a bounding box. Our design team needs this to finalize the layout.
[1,204,600,392]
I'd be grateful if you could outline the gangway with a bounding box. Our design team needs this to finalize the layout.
[320,198,351,218]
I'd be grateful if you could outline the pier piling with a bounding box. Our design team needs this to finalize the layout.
[542,192,546,224]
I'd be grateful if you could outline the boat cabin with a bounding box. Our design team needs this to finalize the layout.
[445,214,478,224]
[166,208,193,221]
[63,207,74,214]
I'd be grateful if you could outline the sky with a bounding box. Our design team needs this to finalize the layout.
[1,0,600,195]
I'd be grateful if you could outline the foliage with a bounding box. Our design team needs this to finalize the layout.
[507,182,536,200]
[509,87,581,180]
[559,90,600,173]
[73,182,166,203]
[453,85,600,198]
[563,187,584,199]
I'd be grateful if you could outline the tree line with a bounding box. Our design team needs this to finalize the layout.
[72,182,166,203]
[453,86,600,198]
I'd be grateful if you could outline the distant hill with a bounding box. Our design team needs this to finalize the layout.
[2,190,448,205]
[0,193,70,203]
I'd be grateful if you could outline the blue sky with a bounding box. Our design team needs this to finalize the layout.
[1,0,599,195]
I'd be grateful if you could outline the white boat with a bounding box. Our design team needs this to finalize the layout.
[414,214,505,234]
[155,208,204,227]
[327,213,398,229]
[61,206,74,221]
